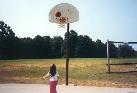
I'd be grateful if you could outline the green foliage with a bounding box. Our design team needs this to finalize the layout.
[117,44,135,58]
[109,42,118,58]
[0,20,136,59]
[0,21,18,59]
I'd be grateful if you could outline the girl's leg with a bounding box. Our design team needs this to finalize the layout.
[50,81,58,93]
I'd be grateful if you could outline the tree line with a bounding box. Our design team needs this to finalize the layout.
[0,21,136,59]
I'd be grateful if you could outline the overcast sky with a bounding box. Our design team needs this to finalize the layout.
[0,0,137,44]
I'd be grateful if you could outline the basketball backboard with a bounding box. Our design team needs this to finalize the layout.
[49,3,79,25]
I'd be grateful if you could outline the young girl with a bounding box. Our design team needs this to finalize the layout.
[43,64,59,93]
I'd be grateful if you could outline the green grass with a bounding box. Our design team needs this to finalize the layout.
[110,58,137,64]
[0,58,137,88]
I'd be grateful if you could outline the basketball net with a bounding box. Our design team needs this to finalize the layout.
[59,24,65,28]
[57,17,68,28]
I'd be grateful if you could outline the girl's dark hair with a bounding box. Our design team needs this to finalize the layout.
[49,64,56,77]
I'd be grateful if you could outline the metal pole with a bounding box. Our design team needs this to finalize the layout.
[66,23,69,86]
[107,40,110,73]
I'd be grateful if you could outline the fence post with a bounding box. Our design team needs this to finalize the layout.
[107,40,110,73]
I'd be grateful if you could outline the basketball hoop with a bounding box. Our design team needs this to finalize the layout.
[49,3,79,28]
[54,11,67,28]
[56,16,68,28]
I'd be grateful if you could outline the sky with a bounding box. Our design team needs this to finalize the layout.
[0,0,137,44]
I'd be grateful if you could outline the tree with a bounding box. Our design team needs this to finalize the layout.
[117,44,135,58]
[68,30,78,57]
[75,35,93,57]
[64,30,78,58]
[32,35,52,58]
[0,21,16,59]
[95,39,106,57]
[19,37,34,58]
[51,36,63,58]
[108,42,118,58]
[0,20,121,59]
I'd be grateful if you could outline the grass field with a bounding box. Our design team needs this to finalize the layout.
[0,58,137,88]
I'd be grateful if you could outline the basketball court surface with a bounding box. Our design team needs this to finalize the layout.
[0,84,137,93]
